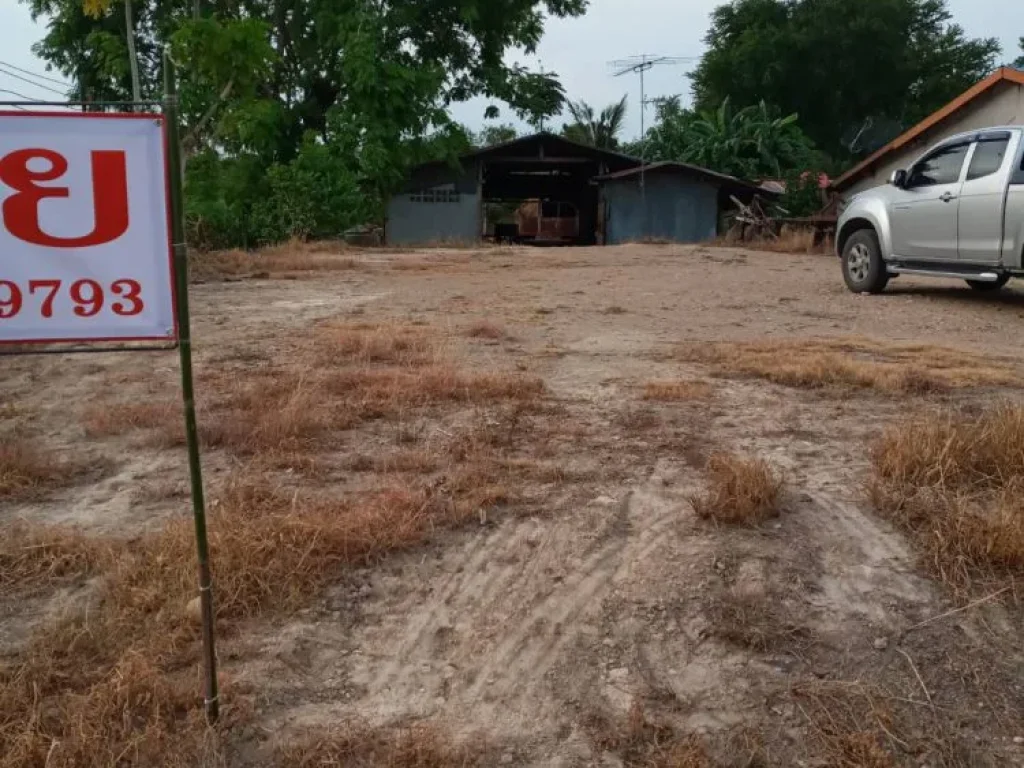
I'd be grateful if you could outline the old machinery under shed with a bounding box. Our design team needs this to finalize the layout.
[385,132,767,246]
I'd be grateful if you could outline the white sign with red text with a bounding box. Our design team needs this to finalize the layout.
[0,113,176,344]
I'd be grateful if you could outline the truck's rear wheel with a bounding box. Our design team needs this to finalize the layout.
[842,230,889,294]
[966,275,1010,291]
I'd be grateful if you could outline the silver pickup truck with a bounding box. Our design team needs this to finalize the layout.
[837,126,1024,293]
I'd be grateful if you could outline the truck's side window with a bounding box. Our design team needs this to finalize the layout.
[906,143,969,188]
[966,138,1010,181]
[1013,151,1024,186]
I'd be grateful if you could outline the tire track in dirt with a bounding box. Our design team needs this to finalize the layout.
[350,482,686,725]
[462,497,635,703]
[802,489,934,626]
[499,489,683,706]
[368,522,524,693]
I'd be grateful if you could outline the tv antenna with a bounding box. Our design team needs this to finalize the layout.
[609,55,695,194]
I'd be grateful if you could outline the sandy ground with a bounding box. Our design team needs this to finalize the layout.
[4,243,1024,766]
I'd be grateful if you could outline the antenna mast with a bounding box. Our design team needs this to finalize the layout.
[609,55,691,199]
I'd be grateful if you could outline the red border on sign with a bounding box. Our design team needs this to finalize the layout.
[0,110,180,347]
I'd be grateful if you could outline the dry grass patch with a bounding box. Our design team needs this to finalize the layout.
[190,239,366,282]
[615,405,662,434]
[642,379,713,402]
[201,373,353,455]
[794,675,1004,767]
[279,722,483,767]
[323,366,543,413]
[676,337,1018,393]
[79,324,544,459]
[465,320,507,340]
[762,227,833,255]
[869,403,1024,597]
[0,472,481,768]
[2,380,540,766]
[82,401,181,441]
[704,585,809,652]
[0,439,84,500]
[0,522,107,594]
[714,227,834,255]
[318,322,440,366]
[691,452,785,524]
[82,375,349,456]
[389,252,475,271]
[369,448,440,473]
[794,682,900,768]
[589,701,711,768]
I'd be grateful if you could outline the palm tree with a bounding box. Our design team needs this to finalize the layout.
[562,96,628,150]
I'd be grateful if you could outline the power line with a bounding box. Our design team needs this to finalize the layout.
[0,90,79,113]
[0,64,68,96]
[0,59,71,88]
[0,88,38,101]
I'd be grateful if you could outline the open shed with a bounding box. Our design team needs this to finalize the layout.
[385,133,641,246]
[385,134,769,246]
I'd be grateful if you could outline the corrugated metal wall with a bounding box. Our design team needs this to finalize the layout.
[386,163,480,245]
[604,174,719,244]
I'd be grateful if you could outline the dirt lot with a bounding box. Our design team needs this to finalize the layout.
[3,243,1024,767]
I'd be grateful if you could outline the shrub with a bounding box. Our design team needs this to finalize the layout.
[691,452,785,524]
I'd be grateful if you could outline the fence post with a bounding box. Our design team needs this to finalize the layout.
[163,47,219,723]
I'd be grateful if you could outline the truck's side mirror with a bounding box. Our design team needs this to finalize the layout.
[890,169,908,188]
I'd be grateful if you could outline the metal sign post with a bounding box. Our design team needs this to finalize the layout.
[0,53,219,723]
[163,50,220,724]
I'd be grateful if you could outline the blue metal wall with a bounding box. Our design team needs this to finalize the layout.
[386,163,480,245]
[604,173,719,244]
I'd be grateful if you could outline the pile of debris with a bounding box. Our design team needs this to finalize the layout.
[724,195,836,248]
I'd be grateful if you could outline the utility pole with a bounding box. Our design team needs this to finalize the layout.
[124,0,142,107]
[538,60,546,133]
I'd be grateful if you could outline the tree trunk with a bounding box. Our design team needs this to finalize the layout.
[124,0,142,105]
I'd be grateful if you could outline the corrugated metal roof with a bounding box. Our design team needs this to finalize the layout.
[596,161,768,195]
[464,131,642,165]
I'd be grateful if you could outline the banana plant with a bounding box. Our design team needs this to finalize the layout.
[644,95,816,181]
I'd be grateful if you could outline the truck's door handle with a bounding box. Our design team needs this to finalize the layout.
[940,192,957,203]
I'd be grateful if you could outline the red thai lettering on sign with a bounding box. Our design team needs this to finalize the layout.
[0,148,130,248]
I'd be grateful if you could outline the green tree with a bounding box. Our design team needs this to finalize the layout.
[1015,37,1024,68]
[691,0,1000,158]
[25,0,581,159]
[561,96,628,149]
[22,0,585,246]
[644,97,818,180]
[477,124,519,147]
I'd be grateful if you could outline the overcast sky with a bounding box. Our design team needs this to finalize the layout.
[1,0,1022,138]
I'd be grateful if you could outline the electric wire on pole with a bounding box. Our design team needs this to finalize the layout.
[0,60,72,87]
[0,64,69,96]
